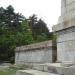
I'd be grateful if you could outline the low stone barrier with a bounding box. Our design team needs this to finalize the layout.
[15,40,57,65]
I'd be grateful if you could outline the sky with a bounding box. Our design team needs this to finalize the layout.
[0,0,61,31]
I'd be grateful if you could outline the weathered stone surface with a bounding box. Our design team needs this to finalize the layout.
[53,0,75,31]
[57,28,75,62]
[15,48,52,64]
[15,40,57,65]
[53,0,75,62]
[61,67,75,75]
[33,63,63,74]
[16,69,59,75]
[15,40,53,52]
[33,63,75,75]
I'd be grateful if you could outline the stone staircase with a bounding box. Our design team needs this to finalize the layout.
[16,63,75,75]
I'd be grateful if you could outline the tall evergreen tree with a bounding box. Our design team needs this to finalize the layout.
[0,5,33,63]
[28,15,50,40]
[28,14,38,38]
[36,19,49,35]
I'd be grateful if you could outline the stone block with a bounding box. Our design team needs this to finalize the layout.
[16,69,59,75]
[33,63,64,74]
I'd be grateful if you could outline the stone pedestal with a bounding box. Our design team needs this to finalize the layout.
[53,0,75,62]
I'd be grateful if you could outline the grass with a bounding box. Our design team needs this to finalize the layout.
[0,65,19,75]
[0,68,16,75]
[0,64,31,75]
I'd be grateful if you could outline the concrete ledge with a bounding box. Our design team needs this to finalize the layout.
[52,20,75,32]
[33,63,63,74]
[33,63,75,75]
[16,69,59,75]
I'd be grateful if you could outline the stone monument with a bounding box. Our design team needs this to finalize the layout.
[53,0,75,62]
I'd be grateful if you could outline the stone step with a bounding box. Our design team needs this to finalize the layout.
[33,63,75,75]
[33,63,63,74]
[16,69,60,75]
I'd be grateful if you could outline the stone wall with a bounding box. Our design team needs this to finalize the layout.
[52,0,75,62]
[56,27,75,62]
[15,40,57,65]
[53,28,75,62]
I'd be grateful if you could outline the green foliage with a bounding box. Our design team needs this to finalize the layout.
[35,33,48,42]
[0,5,33,62]
[15,20,34,46]
[0,19,34,62]
[28,14,53,41]
[0,31,15,62]
[0,6,53,63]
[6,5,14,14]
[0,68,16,75]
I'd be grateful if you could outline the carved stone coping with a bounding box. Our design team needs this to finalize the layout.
[15,40,54,52]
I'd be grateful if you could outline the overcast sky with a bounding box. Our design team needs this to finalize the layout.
[0,0,61,31]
